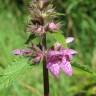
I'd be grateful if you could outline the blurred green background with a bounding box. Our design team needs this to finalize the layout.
[0,0,96,96]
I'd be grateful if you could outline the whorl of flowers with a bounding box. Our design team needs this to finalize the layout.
[46,42,77,77]
[26,0,59,35]
[13,0,77,77]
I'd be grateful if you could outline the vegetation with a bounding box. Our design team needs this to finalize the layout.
[0,0,96,96]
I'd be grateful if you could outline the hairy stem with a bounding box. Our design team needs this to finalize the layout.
[42,34,49,96]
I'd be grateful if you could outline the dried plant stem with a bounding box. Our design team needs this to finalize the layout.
[42,34,49,96]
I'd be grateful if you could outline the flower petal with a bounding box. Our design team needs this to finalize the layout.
[61,49,77,59]
[48,50,64,56]
[64,49,77,55]
[23,50,32,54]
[13,49,23,55]
[60,61,72,76]
[13,49,32,55]
[48,64,60,77]
[65,37,74,43]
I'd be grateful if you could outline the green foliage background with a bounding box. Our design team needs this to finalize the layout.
[0,0,96,96]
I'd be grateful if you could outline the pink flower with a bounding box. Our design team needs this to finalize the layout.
[13,49,32,55]
[46,43,77,77]
[31,44,44,63]
[36,26,45,35]
[27,25,45,35]
[13,44,43,64]
[48,22,58,31]
[32,51,43,63]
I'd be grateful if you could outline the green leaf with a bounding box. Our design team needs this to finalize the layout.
[46,32,67,48]
[52,32,64,43]
[46,33,56,48]
[25,34,36,44]
[73,63,92,74]
[32,36,40,45]
[0,58,29,90]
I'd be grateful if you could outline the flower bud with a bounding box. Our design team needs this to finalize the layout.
[48,22,59,32]
[38,0,49,10]
[36,26,45,35]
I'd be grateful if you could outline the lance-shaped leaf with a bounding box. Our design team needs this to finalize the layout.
[73,63,92,74]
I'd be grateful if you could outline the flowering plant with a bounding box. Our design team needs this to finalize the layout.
[13,0,77,96]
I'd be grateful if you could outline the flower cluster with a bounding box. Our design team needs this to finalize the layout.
[13,37,77,77]
[13,0,77,77]
[27,22,59,36]
[27,0,59,35]
[46,42,77,77]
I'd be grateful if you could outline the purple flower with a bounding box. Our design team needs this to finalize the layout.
[32,51,43,63]
[13,44,43,64]
[46,43,77,77]
[13,49,32,55]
